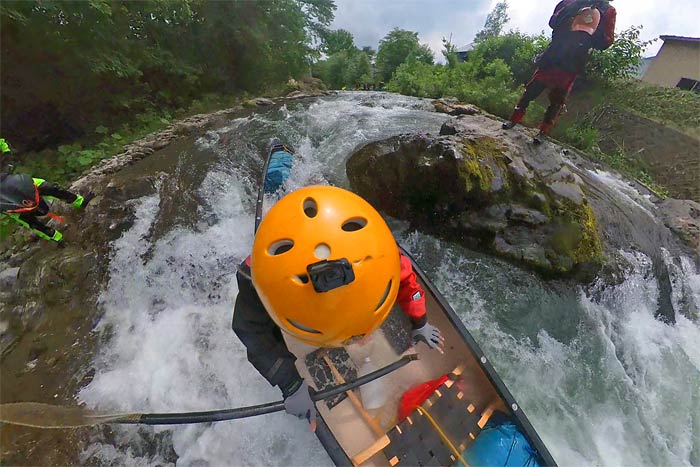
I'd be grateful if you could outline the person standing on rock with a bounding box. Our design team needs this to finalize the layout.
[0,138,94,246]
[501,0,616,144]
[232,186,444,430]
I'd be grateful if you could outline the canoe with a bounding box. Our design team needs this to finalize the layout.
[255,138,295,232]
[256,139,556,467]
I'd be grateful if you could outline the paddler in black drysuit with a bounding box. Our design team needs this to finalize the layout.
[0,138,94,246]
[232,185,444,430]
[502,0,616,144]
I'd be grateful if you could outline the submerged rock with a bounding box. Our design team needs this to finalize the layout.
[347,114,604,280]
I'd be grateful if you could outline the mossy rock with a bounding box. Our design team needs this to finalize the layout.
[347,128,604,281]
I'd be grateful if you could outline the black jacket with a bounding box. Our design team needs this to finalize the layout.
[231,258,302,396]
[232,253,428,397]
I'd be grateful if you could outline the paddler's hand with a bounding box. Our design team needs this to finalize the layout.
[411,322,445,354]
[282,379,317,432]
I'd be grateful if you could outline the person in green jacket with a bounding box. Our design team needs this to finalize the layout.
[0,138,94,246]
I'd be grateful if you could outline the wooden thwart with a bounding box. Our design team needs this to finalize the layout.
[351,434,391,466]
[321,353,385,437]
[477,402,497,429]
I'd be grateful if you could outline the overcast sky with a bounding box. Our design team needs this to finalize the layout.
[331,0,700,60]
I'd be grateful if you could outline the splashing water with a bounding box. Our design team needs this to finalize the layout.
[79,93,699,466]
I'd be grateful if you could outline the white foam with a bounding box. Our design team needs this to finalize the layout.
[587,169,659,221]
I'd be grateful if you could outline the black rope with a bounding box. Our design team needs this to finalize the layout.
[504,428,517,466]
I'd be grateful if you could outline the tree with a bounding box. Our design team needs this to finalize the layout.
[361,46,376,63]
[467,32,543,84]
[314,48,373,89]
[376,28,434,82]
[474,1,509,42]
[0,0,336,152]
[442,36,458,68]
[346,52,372,87]
[588,26,653,81]
[322,29,355,55]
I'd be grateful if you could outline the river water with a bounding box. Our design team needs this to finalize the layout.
[78,93,700,466]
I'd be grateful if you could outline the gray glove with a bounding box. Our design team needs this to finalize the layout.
[283,380,317,428]
[412,322,444,353]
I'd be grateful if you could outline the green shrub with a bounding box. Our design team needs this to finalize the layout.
[588,26,652,81]
[388,60,442,98]
[388,58,522,119]
[562,125,600,152]
[467,32,546,85]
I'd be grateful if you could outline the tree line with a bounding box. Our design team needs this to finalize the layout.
[313,27,435,89]
[314,2,648,95]
[1,0,335,153]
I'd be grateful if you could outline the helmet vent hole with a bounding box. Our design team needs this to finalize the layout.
[268,239,294,256]
[374,280,393,312]
[342,217,367,232]
[303,198,318,218]
[287,318,322,334]
[294,274,309,284]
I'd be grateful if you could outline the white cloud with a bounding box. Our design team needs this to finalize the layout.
[331,0,493,59]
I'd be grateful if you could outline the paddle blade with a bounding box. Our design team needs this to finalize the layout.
[0,402,140,428]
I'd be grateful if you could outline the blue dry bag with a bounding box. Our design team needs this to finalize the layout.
[460,415,541,467]
[264,150,294,194]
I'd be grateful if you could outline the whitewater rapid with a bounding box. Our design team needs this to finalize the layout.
[78,93,700,466]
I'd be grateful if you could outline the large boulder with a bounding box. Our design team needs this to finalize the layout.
[347,114,604,280]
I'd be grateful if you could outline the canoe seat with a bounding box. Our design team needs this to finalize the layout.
[352,367,497,466]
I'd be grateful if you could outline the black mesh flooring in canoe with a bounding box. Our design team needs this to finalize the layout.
[382,375,487,467]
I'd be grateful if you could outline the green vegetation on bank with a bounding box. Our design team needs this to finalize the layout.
[10,92,249,187]
[0,91,248,241]
[313,30,375,90]
[1,0,334,156]
[559,123,669,196]
[313,27,434,90]
[555,80,700,196]
[603,82,700,139]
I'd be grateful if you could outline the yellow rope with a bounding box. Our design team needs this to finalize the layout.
[415,406,469,467]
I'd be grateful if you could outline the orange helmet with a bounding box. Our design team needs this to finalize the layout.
[252,185,400,347]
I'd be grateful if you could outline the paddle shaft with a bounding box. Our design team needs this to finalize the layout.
[119,354,418,426]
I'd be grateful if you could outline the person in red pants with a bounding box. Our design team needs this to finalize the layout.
[502,0,616,144]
